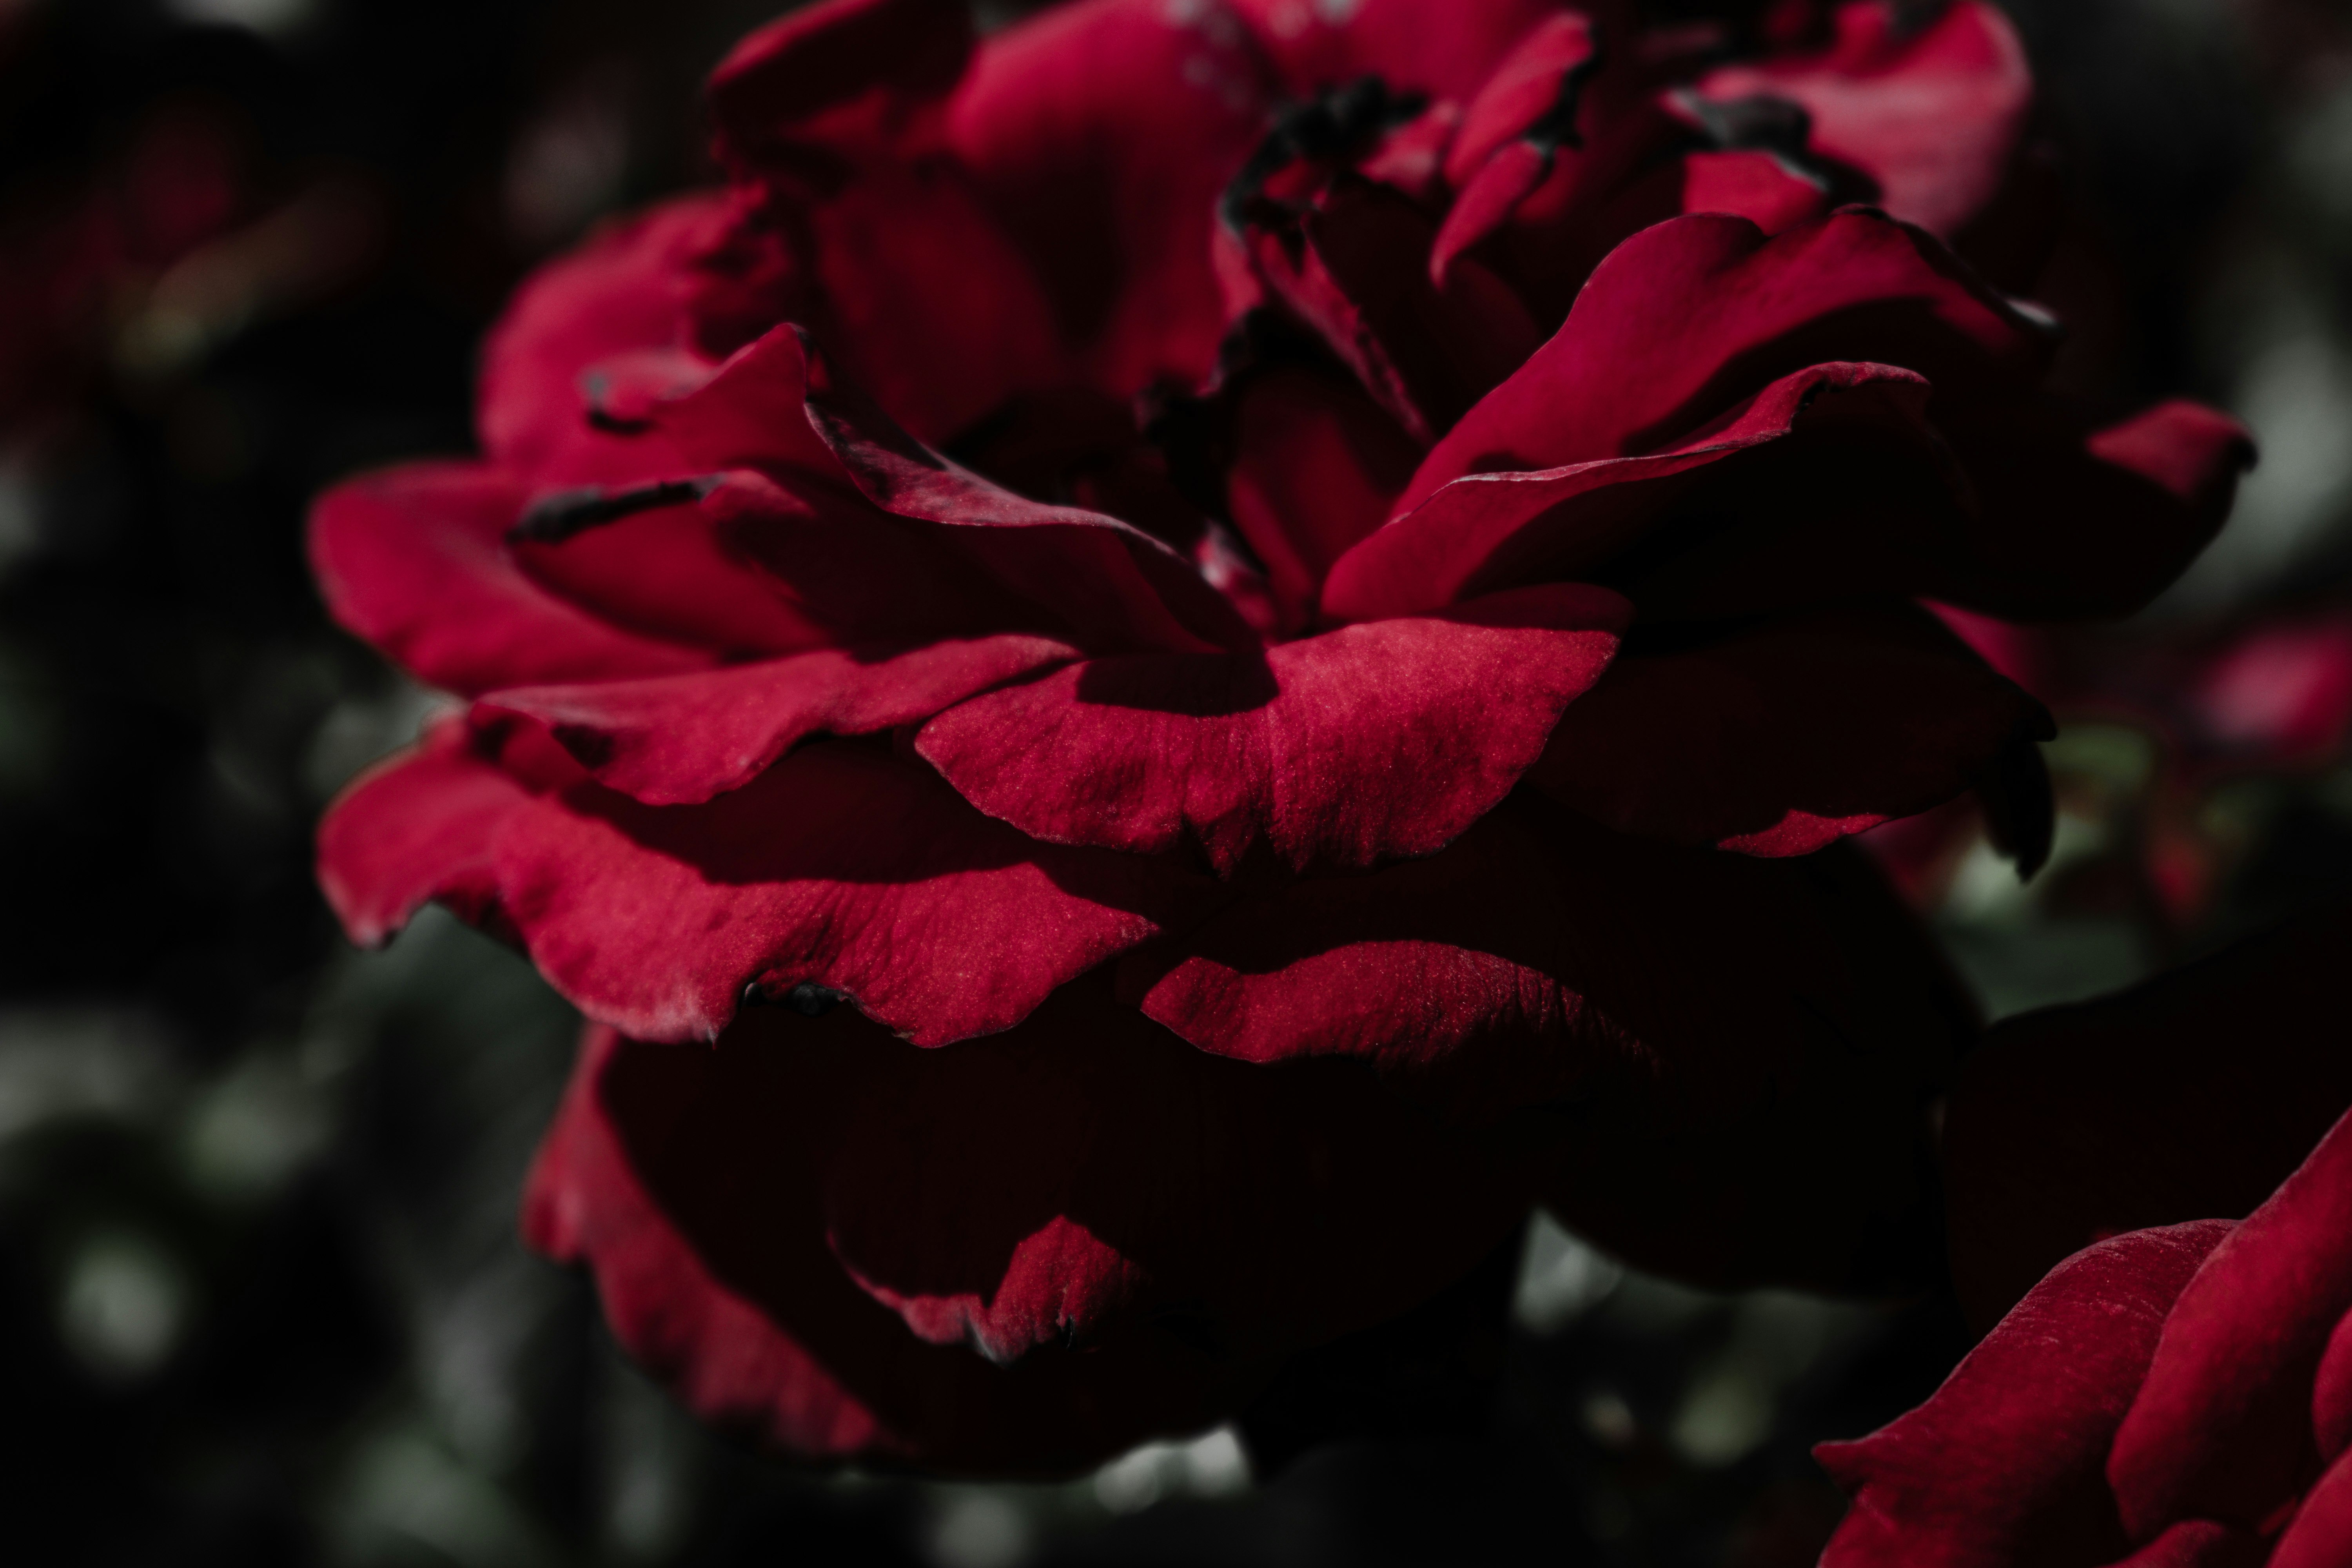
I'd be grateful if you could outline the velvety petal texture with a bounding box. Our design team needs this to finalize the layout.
[308,0,2254,1478]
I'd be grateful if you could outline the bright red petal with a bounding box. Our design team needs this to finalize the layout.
[315,718,533,949]
[915,583,1628,876]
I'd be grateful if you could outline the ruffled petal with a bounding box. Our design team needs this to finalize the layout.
[1691,1,2032,240]
[1816,1222,2234,1568]
[1227,0,1573,100]
[915,583,1628,877]
[525,983,1525,1475]
[1529,601,2053,855]
[2109,1105,2352,1537]
[489,739,1201,1045]
[1130,808,1972,1290]
[315,718,534,948]
[1398,208,2043,510]
[1322,359,1949,621]
[1943,906,2352,1332]
[477,636,1083,806]
[947,0,1275,397]
[307,461,713,696]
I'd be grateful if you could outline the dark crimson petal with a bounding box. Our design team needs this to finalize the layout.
[1942,906,2352,1332]
[2318,1309,2352,1464]
[1397,208,2045,511]
[1428,11,1599,282]
[1678,149,1835,235]
[947,0,1275,397]
[1222,366,1419,633]
[315,718,532,949]
[1816,1222,2234,1568]
[815,971,1525,1370]
[527,982,1525,1475]
[793,329,1265,655]
[1237,176,1544,445]
[1930,399,2256,622]
[491,740,1200,1045]
[707,0,971,167]
[1322,359,1948,621]
[915,583,1628,877]
[476,636,1083,806]
[2106,1522,2271,1568]
[2272,1448,2352,1568]
[2109,1106,2352,1537]
[308,461,714,696]
[1131,806,1975,1290]
[1529,601,2053,857]
[1227,0,1573,100]
[1691,1,2032,240]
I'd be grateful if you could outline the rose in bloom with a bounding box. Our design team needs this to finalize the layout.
[311,0,2251,1471]
[1818,906,2352,1566]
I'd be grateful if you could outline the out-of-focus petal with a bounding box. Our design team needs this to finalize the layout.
[915,583,1628,876]
[707,0,972,167]
[1817,1221,2235,1568]
[1530,601,2052,855]
[1944,906,2352,1332]
[2109,1105,2352,1537]
[490,740,1201,1046]
[1691,1,2032,240]
[1227,0,1573,100]
[308,461,714,696]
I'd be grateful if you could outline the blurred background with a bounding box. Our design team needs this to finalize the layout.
[1,0,2348,1563]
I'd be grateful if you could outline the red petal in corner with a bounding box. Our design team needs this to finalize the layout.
[1223,365,1419,633]
[308,461,714,697]
[476,634,1082,806]
[1397,208,2045,512]
[2109,1105,2352,1538]
[2272,1447,2352,1568]
[915,583,1628,877]
[315,718,534,949]
[1529,601,2051,857]
[1323,360,1949,622]
[2107,1522,2276,1568]
[947,0,1275,398]
[491,740,1198,1046]
[1129,809,1974,1293]
[1816,1222,2234,1568]
[1693,1,2032,241]
[1929,398,2256,622]
[1228,0,1573,101]
[1943,906,2352,1334]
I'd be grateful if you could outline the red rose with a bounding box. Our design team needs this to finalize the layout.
[310,0,2252,1472]
[1821,906,2352,1565]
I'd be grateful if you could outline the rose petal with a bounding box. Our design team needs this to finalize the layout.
[2109,1104,2352,1537]
[491,740,1199,1045]
[2316,1308,2352,1465]
[477,635,1083,806]
[526,982,1525,1475]
[308,461,713,696]
[1530,601,2053,855]
[947,0,1274,397]
[2105,1521,2271,1568]
[1398,207,2043,511]
[1692,1,2032,240]
[1322,359,1951,622]
[916,583,1628,877]
[1227,0,1572,100]
[1222,365,1419,633]
[2272,1446,2352,1568]
[707,0,971,167]
[315,718,534,949]
[1944,905,2352,1332]
[1816,1221,2235,1568]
